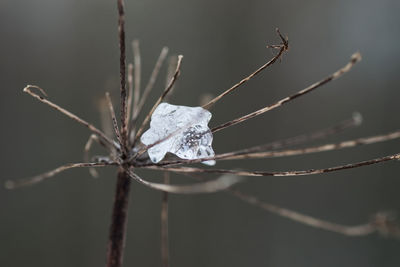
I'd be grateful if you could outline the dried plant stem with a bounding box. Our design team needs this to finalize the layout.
[228,188,386,236]
[217,129,400,161]
[161,172,170,267]
[106,168,132,267]
[106,1,131,267]
[149,152,400,177]
[202,28,289,109]
[84,134,103,178]
[133,55,183,145]
[212,52,361,133]
[147,113,363,167]
[132,40,141,122]
[105,92,124,151]
[23,85,116,149]
[4,162,114,189]
[117,0,128,148]
[132,47,169,123]
[126,170,244,194]
[126,63,134,123]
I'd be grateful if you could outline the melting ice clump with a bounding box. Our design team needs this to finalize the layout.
[140,103,216,165]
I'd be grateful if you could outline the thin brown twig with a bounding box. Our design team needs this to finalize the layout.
[130,47,169,143]
[105,92,124,152]
[23,85,116,149]
[147,152,400,177]
[126,63,134,124]
[161,172,170,267]
[117,0,128,150]
[98,96,115,139]
[156,128,400,166]
[133,55,184,145]
[132,47,169,123]
[4,162,116,189]
[186,173,400,238]
[217,129,400,161]
[164,55,179,102]
[143,113,363,167]
[211,52,362,133]
[84,134,102,178]
[106,168,132,267]
[229,188,382,236]
[202,28,289,110]
[106,1,131,267]
[132,40,141,124]
[126,169,244,194]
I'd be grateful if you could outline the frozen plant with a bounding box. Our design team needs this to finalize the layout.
[5,0,400,267]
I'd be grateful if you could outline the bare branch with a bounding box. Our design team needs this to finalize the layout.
[23,85,116,149]
[132,40,141,122]
[126,170,244,194]
[106,1,131,267]
[213,129,400,161]
[126,63,134,124]
[146,113,363,167]
[212,52,362,133]
[133,55,184,145]
[117,0,128,150]
[105,92,124,152]
[147,152,400,177]
[132,47,169,122]
[229,188,377,236]
[5,162,116,189]
[202,28,289,109]
[161,172,170,267]
[83,134,103,178]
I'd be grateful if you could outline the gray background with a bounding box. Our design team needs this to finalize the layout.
[1,0,399,266]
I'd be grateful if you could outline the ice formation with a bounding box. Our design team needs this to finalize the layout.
[140,103,216,165]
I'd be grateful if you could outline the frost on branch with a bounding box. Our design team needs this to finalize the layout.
[140,103,216,165]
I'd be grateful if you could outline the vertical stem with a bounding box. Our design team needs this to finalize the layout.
[161,172,170,267]
[106,168,132,267]
[117,0,128,148]
[106,1,131,266]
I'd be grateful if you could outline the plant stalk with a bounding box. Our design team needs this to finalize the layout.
[106,168,131,267]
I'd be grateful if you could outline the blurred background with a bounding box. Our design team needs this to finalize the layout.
[1,0,399,266]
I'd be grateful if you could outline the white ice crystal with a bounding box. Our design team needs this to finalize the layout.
[140,103,216,165]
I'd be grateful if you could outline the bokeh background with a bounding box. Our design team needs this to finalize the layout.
[1,0,399,266]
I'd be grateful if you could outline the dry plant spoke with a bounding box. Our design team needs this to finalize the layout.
[126,169,244,194]
[164,55,179,102]
[161,172,170,267]
[183,173,400,238]
[214,129,400,161]
[133,55,184,145]
[117,0,128,149]
[148,152,400,177]
[132,47,169,124]
[23,85,116,149]
[230,112,363,154]
[202,28,289,110]
[105,92,124,151]
[5,162,116,189]
[228,188,384,236]
[132,40,141,121]
[83,134,105,178]
[212,52,362,133]
[98,96,115,139]
[126,63,134,124]
[146,113,364,167]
